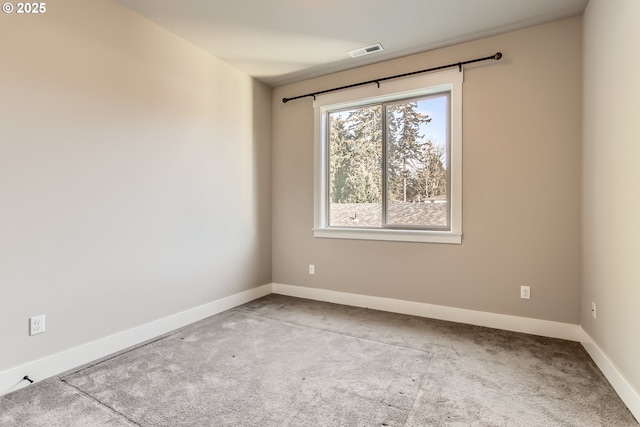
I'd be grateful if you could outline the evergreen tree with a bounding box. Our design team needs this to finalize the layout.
[329,106,382,203]
[329,101,446,208]
[329,114,350,202]
[386,102,431,202]
[416,140,447,199]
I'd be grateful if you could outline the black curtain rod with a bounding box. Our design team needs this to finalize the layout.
[282,52,502,103]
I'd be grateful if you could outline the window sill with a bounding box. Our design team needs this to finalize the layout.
[313,227,462,244]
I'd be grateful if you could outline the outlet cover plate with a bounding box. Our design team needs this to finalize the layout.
[30,314,45,336]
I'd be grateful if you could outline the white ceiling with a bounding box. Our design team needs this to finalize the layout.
[117,0,589,87]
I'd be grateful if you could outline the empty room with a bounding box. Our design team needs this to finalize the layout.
[1,0,638,425]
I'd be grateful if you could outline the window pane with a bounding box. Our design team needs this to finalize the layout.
[328,105,382,227]
[385,95,449,228]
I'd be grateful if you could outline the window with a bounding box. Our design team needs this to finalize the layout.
[314,69,462,244]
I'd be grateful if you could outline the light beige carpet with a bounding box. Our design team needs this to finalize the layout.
[1,294,637,426]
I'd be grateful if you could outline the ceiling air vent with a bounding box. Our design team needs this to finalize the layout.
[347,43,384,58]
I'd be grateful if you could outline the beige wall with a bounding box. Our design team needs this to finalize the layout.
[273,17,582,324]
[0,0,271,372]
[2,0,637,404]
[582,0,640,397]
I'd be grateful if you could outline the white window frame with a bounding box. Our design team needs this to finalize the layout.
[313,69,463,244]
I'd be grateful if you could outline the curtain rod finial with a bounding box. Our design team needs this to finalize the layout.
[282,98,289,103]
[494,52,503,60]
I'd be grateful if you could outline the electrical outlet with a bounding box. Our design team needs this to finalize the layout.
[592,302,597,319]
[520,286,530,300]
[30,315,45,336]
[308,264,315,275]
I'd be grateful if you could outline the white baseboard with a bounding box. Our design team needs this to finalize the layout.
[3,281,638,424]
[0,284,273,397]
[272,283,582,341]
[272,283,639,423]
[581,330,640,422]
